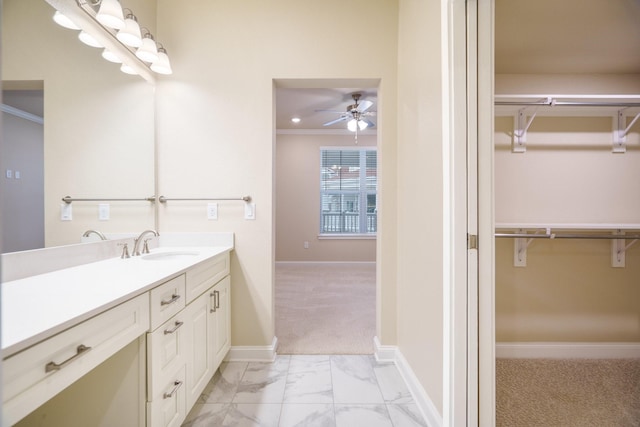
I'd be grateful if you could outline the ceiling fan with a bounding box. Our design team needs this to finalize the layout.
[319,93,376,131]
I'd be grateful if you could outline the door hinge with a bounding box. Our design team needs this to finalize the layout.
[467,234,478,250]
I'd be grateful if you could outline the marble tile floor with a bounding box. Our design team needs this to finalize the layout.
[182,354,428,427]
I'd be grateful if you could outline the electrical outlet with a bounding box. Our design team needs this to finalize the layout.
[244,202,256,220]
[207,203,218,220]
[304,241,309,249]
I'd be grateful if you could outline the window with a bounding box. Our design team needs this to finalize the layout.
[320,148,377,235]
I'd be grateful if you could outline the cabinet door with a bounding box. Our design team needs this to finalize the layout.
[211,276,231,368]
[183,291,215,409]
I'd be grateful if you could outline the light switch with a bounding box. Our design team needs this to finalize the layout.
[60,203,72,221]
[99,203,110,221]
[207,203,218,220]
[244,202,256,220]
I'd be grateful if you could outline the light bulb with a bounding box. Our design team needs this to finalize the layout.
[102,48,122,63]
[53,11,80,30]
[135,33,158,63]
[116,14,142,47]
[347,119,357,132]
[358,120,368,131]
[120,63,138,75]
[78,30,102,48]
[150,47,172,75]
[96,0,125,30]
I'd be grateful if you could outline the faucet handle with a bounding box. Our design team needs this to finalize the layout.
[143,239,151,254]
[118,243,130,259]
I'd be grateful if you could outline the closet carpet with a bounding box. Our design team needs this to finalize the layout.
[275,262,376,355]
[496,358,640,427]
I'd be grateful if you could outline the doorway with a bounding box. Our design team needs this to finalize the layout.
[273,81,380,354]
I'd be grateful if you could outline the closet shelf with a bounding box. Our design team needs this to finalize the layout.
[494,95,640,153]
[495,224,640,268]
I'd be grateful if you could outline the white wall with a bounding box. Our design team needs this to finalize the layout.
[155,0,399,348]
[276,133,376,262]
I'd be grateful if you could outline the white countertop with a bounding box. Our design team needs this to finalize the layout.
[2,246,232,358]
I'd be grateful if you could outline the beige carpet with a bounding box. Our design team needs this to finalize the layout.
[275,262,376,354]
[497,358,640,427]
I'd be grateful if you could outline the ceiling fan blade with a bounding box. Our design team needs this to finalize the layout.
[323,116,349,126]
[357,100,373,112]
[316,109,348,113]
[361,111,377,117]
[363,118,376,128]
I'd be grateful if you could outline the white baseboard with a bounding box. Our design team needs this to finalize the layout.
[275,261,376,265]
[373,337,442,427]
[496,342,640,359]
[225,336,278,362]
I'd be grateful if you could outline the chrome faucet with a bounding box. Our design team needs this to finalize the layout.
[132,229,159,256]
[82,229,107,240]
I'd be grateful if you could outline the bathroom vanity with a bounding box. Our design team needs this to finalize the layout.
[2,234,233,427]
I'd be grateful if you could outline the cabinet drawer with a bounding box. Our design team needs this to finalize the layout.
[150,275,186,331]
[3,294,149,426]
[185,252,229,304]
[147,365,186,427]
[147,312,187,398]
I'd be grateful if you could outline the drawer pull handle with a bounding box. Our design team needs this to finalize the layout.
[45,344,92,373]
[160,294,181,306]
[163,380,183,399]
[164,321,184,335]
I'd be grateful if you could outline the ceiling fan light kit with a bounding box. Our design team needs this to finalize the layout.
[319,93,377,143]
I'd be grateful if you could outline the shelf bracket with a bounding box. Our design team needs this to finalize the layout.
[612,230,638,268]
[513,228,547,267]
[513,108,537,153]
[613,110,640,153]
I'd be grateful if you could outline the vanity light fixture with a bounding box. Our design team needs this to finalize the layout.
[51,0,172,80]
[101,48,122,63]
[95,0,125,30]
[135,29,158,63]
[78,30,103,48]
[116,11,142,47]
[150,44,173,75]
[120,63,137,75]
[53,11,80,30]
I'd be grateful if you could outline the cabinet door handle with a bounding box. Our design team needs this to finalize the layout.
[214,290,220,309]
[45,344,92,373]
[164,321,184,335]
[163,380,183,399]
[210,291,217,313]
[160,293,181,306]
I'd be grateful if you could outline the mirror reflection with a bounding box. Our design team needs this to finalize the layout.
[1,0,156,253]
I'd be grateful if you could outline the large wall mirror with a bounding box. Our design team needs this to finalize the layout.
[1,0,156,253]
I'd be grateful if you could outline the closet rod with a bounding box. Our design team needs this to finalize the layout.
[158,196,251,203]
[62,196,156,204]
[495,100,640,107]
[495,233,640,240]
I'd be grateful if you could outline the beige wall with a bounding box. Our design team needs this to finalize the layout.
[396,0,445,414]
[495,73,640,342]
[155,0,399,347]
[275,133,376,262]
[2,0,156,248]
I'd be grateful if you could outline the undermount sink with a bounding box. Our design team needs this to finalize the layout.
[141,251,200,261]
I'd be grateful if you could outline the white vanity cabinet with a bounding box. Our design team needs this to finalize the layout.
[146,252,231,427]
[3,294,150,426]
